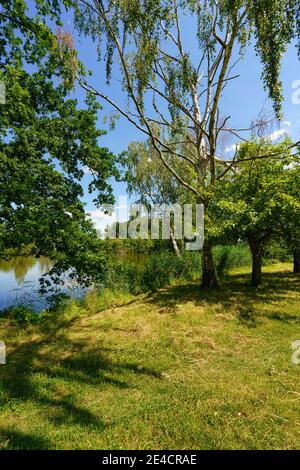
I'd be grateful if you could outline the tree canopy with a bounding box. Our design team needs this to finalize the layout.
[0,0,117,288]
[73,0,300,288]
[214,138,299,285]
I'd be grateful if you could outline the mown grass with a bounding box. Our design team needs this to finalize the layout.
[0,263,299,450]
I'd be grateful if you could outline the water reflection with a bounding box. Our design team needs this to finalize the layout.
[0,253,149,312]
[0,256,53,311]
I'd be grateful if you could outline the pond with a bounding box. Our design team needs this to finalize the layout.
[0,256,53,311]
[0,253,150,312]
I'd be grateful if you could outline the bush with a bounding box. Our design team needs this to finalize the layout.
[142,252,201,291]
[264,239,291,263]
[104,259,144,294]
[102,246,254,293]
[213,245,251,277]
[7,305,42,325]
[142,252,177,291]
[103,251,200,293]
[177,252,201,280]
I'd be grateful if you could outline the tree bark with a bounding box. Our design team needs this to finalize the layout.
[170,229,181,258]
[293,249,300,274]
[249,238,263,287]
[201,239,219,289]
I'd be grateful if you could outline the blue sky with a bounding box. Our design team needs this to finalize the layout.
[56,5,300,231]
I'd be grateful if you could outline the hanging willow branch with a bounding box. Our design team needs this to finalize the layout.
[73,0,300,202]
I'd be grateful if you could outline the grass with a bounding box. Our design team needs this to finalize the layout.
[0,262,299,450]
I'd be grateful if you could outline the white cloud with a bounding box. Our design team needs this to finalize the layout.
[82,165,92,175]
[225,143,240,154]
[267,128,290,141]
[224,123,292,155]
[87,199,130,237]
[87,209,116,235]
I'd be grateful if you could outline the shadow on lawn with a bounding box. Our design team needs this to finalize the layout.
[0,267,299,449]
[0,314,161,449]
[0,428,53,450]
[146,269,300,327]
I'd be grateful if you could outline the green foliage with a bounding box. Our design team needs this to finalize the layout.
[250,0,300,117]
[101,237,156,254]
[102,251,200,293]
[264,239,291,263]
[280,162,300,257]
[104,251,198,292]
[0,263,299,450]
[74,0,300,117]
[213,245,251,277]
[101,244,272,294]
[142,252,181,291]
[214,138,296,245]
[5,305,42,325]
[0,0,78,89]
[0,1,118,289]
[211,138,299,285]
[103,259,144,295]
[124,136,183,207]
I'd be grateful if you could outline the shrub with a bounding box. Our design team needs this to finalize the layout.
[7,305,41,325]
[142,252,176,291]
[102,247,255,293]
[214,245,251,277]
[177,252,200,280]
[264,239,291,263]
[102,251,200,293]
[141,252,200,291]
[104,259,144,294]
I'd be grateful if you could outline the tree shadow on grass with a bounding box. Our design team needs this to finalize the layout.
[0,313,162,449]
[145,270,300,327]
[0,428,53,450]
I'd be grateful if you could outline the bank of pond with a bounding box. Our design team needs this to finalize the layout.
[0,243,292,318]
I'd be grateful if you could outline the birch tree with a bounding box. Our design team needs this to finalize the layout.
[124,136,188,256]
[73,0,300,288]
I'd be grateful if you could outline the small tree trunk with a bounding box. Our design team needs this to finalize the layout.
[249,238,263,287]
[201,239,219,289]
[293,249,300,274]
[170,229,181,257]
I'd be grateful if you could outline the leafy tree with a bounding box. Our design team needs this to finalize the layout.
[0,1,117,287]
[216,139,298,286]
[282,163,300,273]
[124,137,187,256]
[74,0,300,288]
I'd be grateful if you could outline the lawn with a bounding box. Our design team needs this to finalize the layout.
[0,263,299,450]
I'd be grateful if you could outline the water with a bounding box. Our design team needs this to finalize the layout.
[0,256,53,311]
[113,252,149,267]
[0,253,150,312]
